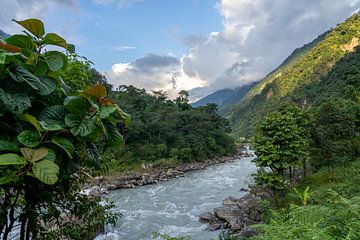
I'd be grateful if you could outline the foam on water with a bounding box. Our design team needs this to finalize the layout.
[96,156,257,240]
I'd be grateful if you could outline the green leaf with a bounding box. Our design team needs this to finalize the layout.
[43,51,67,71]
[38,76,56,96]
[0,153,26,165]
[17,130,41,147]
[0,140,18,152]
[66,44,75,53]
[32,160,59,185]
[42,33,67,49]
[63,96,90,114]
[51,136,74,158]
[99,105,116,119]
[104,121,124,147]
[5,35,34,50]
[0,88,31,114]
[20,114,42,132]
[7,63,41,90]
[13,19,45,37]
[20,147,48,162]
[115,104,131,127]
[39,105,66,127]
[34,60,49,76]
[39,121,62,131]
[44,148,56,162]
[0,174,18,185]
[65,113,96,137]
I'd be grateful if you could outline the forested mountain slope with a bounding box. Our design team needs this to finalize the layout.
[192,83,255,110]
[225,14,360,137]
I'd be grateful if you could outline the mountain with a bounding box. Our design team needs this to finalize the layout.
[192,83,256,109]
[0,29,9,38]
[192,88,235,108]
[225,13,360,137]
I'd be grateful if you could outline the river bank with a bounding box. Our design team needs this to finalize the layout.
[83,150,254,197]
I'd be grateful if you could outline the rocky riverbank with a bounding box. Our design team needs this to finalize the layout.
[83,150,254,197]
[199,194,262,238]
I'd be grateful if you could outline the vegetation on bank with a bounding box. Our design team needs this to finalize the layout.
[102,86,236,175]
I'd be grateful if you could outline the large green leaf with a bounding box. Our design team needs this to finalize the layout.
[63,96,90,114]
[13,19,45,37]
[0,140,18,152]
[65,113,96,137]
[0,52,22,65]
[0,174,18,185]
[0,88,31,114]
[32,160,59,185]
[104,121,124,147]
[20,147,48,162]
[20,114,42,132]
[38,76,56,96]
[115,104,131,127]
[17,130,41,147]
[38,105,66,127]
[5,35,35,50]
[42,33,67,49]
[51,136,74,158]
[100,105,116,119]
[7,64,56,95]
[7,63,41,90]
[44,148,56,162]
[0,153,26,165]
[43,51,67,71]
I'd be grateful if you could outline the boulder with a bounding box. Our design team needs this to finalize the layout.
[199,212,217,223]
[214,205,244,223]
[207,223,222,231]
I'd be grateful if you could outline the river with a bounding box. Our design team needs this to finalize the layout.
[96,155,257,240]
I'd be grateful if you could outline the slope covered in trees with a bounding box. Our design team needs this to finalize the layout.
[225,14,360,137]
[104,86,236,171]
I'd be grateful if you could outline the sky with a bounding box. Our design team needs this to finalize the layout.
[1,0,360,101]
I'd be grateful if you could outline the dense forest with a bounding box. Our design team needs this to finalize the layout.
[106,86,236,171]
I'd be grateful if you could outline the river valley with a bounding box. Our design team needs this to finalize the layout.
[96,155,257,240]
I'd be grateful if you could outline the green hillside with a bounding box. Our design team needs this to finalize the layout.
[226,14,360,137]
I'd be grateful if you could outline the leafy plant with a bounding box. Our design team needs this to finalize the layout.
[0,18,127,239]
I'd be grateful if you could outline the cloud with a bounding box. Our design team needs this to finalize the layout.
[0,0,77,34]
[108,0,360,101]
[110,46,137,51]
[106,54,206,99]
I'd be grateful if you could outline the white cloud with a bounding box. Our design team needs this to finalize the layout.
[107,0,360,101]
[0,0,77,34]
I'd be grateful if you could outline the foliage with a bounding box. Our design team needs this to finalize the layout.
[102,85,236,173]
[310,98,360,176]
[252,160,360,240]
[253,104,309,194]
[0,19,126,239]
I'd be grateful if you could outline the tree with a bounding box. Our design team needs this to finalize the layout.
[0,19,127,239]
[311,98,360,177]
[254,105,309,200]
